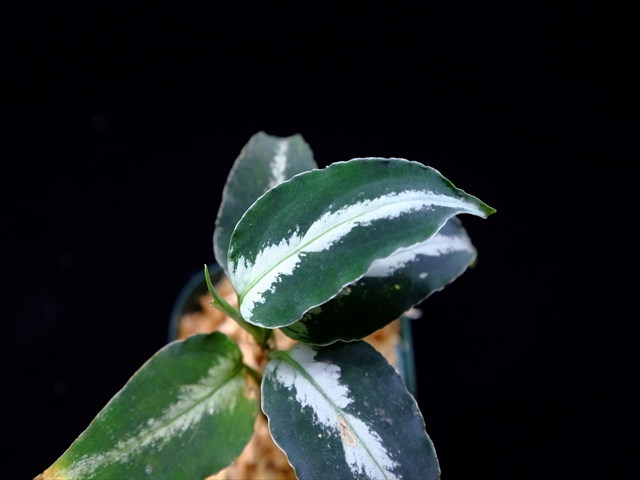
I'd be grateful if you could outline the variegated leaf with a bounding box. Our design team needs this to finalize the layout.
[36,333,257,480]
[214,131,317,274]
[282,217,477,345]
[262,341,440,480]
[228,158,495,328]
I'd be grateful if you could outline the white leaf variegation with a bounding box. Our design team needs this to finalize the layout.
[280,216,479,345]
[262,342,440,479]
[213,132,317,274]
[56,360,242,478]
[40,333,257,480]
[365,221,476,278]
[269,139,289,188]
[267,345,399,479]
[229,159,495,328]
[232,189,484,301]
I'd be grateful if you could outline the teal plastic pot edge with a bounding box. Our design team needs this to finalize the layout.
[167,263,224,343]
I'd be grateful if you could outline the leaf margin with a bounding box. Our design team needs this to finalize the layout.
[229,157,495,329]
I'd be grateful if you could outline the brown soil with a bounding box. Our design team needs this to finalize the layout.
[177,275,401,480]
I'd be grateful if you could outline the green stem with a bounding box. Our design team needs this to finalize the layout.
[244,364,263,385]
[204,264,272,349]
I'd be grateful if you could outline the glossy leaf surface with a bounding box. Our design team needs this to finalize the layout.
[262,341,440,479]
[229,158,494,328]
[214,131,317,274]
[37,333,257,480]
[282,217,477,345]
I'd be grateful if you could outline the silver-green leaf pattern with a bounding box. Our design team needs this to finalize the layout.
[262,341,440,479]
[228,158,494,328]
[282,217,477,345]
[37,333,257,480]
[214,131,317,274]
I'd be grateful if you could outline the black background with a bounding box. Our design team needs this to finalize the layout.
[2,3,636,479]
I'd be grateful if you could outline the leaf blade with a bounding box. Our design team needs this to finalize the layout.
[229,158,494,328]
[39,333,257,480]
[262,341,440,479]
[214,131,317,274]
[282,217,478,344]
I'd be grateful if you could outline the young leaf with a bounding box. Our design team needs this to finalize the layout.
[229,158,495,328]
[262,341,440,480]
[282,217,477,345]
[36,333,257,480]
[214,131,317,274]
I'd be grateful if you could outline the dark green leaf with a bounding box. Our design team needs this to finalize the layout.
[229,158,494,328]
[262,341,440,479]
[39,333,257,480]
[282,217,477,345]
[214,131,317,274]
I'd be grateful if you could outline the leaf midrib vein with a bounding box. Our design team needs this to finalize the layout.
[278,352,393,480]
[238,194,437,305]
[79,362,245,470]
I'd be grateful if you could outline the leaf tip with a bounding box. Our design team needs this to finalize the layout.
[485,205,497,216]
[34,468,64,480]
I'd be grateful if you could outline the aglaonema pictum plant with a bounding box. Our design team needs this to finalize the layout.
[36,132,495,480]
